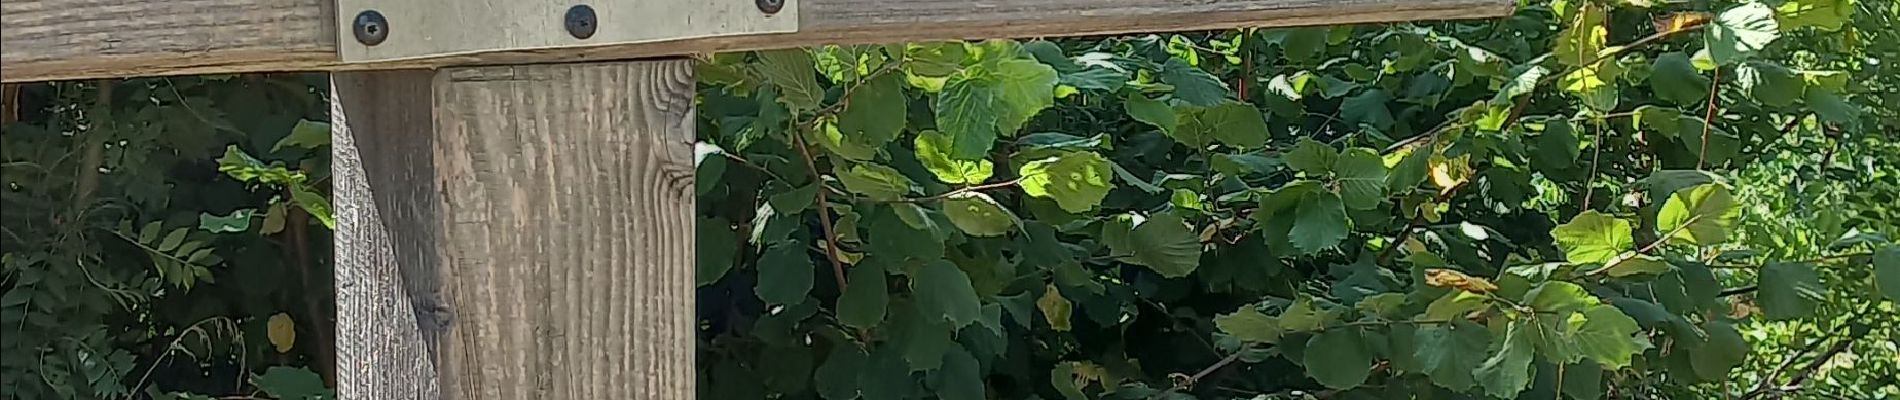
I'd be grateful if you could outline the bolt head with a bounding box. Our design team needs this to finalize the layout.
[564,5,598,39]
[755,0,784,14]
[352,10,389,46]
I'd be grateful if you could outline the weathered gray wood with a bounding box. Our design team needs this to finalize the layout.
[2,0,1512,82]
[331,60,696,399]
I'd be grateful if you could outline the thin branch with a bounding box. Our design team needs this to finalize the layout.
[791,126,850,292]
[1697,68,1723,170]
[1719,285,1757,297]
[893,178,1025,203]
[1174,351,1247,390]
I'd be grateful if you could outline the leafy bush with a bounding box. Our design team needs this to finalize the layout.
[693,0,1900,399]
[2,76,336,399]
[4,0,1898,398]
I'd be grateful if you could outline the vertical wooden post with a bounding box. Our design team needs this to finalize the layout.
[331,60,697,399]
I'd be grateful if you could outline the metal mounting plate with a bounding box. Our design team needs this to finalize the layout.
[336,0,798,63]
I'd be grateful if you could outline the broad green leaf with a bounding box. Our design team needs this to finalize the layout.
[1305,328,1373,390]
[1758,262,1826,320]
[1425,290,1489,321]
[1474,320,1536,398]
[1707,3,1781,65]
[1334,148,1388,210]
[1737,62,1806,107]
[942,193,1016,237]
[698,217,737,286]
[809,120,882,161]
[1415,320,1492,391]
[198,209,253,233]
[1525,281,1596,314]
[1494,65,1550,103]
[1776,0,1851,31]
[1656,183,1739,245]
[1552,211,1633,264]
[935,77,1004,159]
[839,264,890,329]
[1340,89,1394,130]
[1124,94,1178,134]
[1650,52,1710,105]
[1601,253,1672,277]
[1019,152,1113,213]
[251,367,329,400]
[1125,212,1203,278]
[1278,297,1335,332]
[990,59,1061,133]
[1561,62,1621,111]
[1690,321,1749,380]
[756,49,823,111]
[899,307,954,371]
[915,260,982,329]
[1159,58,1228,106]
[915,130,995,184]
[838,163,917,201]
[905,42,969,77]
[816,344,868,400]
[1574,304,1649,369]
[1037,285,1074,331]
[1178,102,1269,148]
[1387,145,1432,191]
[1562,360,1606,400]
[836,74,908,147]
[861,346,915,399]
[1877,246,1900,301]
[935,348,985,400]
[1286,138,1338,175]
[1215,307,1282,343]
[271,120,330,152]
[1805,89,1861,130]
[1554,5,1607,67]
[1290,190,1349,253]
[867,206,945,261]
[935,59,1059,159]
[289,185,335,229]
[756,243,815,305]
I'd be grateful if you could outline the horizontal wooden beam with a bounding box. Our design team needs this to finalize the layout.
[1,0,1512,82]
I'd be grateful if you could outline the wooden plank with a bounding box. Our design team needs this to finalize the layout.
[331,60,696,399]
[335,0,796,62]
[2,0,1512,82]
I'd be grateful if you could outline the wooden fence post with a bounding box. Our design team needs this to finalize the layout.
[331,61,697,399]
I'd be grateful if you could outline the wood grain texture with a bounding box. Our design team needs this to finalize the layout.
[2,0,1512,82]
[330,60,696,399]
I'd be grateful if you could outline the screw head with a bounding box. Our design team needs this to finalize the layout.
[351,10,389,46]
[564,5,598,39]
[755,0,783,14]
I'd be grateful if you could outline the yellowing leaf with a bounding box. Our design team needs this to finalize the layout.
[268,313,296,353]
[1037,285,1073,331]
[1429,154,1470,194]
[1425,269,1499,293]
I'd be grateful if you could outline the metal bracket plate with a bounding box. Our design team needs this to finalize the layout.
[336,0,798,63]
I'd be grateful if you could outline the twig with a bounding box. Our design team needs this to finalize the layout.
[1697,68,1723,170]
[894,178,1025,203]
[1175,351,1247,389]
[791,131,850,292]
[1719,285,1757,297]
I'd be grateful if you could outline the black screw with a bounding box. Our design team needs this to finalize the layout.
[564,5,597,40]
[351,10,389,46]
[755,0,783,14]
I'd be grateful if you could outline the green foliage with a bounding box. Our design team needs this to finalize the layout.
[695,1,1900,398]
[3,76,336,398]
